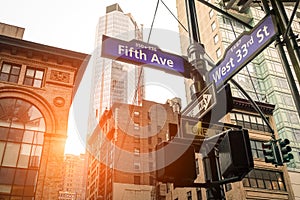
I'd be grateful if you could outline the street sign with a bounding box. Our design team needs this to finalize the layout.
[101,35,186,74]
[208,14,278,89]
[181,83,217,119]
[180,116,205,138]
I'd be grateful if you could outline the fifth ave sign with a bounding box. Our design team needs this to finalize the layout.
[101,35,186,74]
[208,14,278,89]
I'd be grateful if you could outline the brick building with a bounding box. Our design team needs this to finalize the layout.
[86,99,181,200]
[0,23,89,199]
[86,96,295,200]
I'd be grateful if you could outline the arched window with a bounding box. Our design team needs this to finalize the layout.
[0,98,45,199]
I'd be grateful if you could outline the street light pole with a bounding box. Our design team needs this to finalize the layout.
[184,0,225,199]
[185,0,206,99]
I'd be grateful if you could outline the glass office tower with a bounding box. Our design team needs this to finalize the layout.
[88,3,144,135]
[176,0,300,198]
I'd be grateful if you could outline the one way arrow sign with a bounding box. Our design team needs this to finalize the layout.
[181,83,217,119]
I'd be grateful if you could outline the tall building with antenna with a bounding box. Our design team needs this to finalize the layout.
[88,3,144,136]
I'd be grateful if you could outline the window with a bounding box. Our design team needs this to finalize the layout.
[134,135,140,143]
[148,148,153,157]
[211,21,217,31]
[2,143,20,167]
[134,162,140,170]
[168,123,178,138]
[196,159,200,175]
[134,148,140,156]
[243,169,286,191]
[134,176,140,184]
[196,187,202,200]
[284,95,294,107]
[230,112,271,132]
[148,137,152,145]
[147,111,151,120]
[209,9,214,19]
[289,112,299,124]
[133,111,140,116]
[187,191,192,200]
[149,162,153,171]
[214,34,219,44]
[225,183,232,192]
[0,98,44,198]
[216,48,222,58]
[149,176,154,185]
[23,67,44,88]
[250,140,265,160]
[0,62,21,83]
[134,122,140,130]
[293,129,300,142]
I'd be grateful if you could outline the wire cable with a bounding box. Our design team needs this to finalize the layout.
[132,0,160,105]
[147,0,160,43]
[160,0,189,32]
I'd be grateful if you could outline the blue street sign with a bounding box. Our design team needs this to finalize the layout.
[208,14,278,89]
[101,35,185,74]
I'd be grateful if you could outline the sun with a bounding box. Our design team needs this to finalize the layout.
[145,82,178,104]
[65,106,86,155]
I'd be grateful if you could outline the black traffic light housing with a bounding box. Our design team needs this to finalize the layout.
[262,138,294,166]
[222,0,252,13]
[262,140,278,164]
[156,141,197,187]
[279,138,294,163]
[218,129,254,180]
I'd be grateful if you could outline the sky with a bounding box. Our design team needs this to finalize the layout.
[0,0,181,54]
[0,0,189,155]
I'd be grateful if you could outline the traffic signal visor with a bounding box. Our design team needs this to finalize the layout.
[279,139,294,163]
[262,141,276,164]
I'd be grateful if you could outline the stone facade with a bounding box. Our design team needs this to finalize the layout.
[0,25,89,199]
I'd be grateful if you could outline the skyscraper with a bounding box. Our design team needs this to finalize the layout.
[86,99,181,200]
[88,3,144,135]
[176,0,300,198]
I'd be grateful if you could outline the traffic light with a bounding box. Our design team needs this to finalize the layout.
[279,138,294,163]
[222,0,252,13]
[262,140,277,164]
[218,129,253,180]
[156,140,197,187]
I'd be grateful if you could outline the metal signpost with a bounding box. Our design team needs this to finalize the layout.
[208,14,278,89]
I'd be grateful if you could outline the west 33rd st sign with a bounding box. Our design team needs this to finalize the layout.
[208,14,278,89]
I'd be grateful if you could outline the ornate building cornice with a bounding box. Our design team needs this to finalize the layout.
[232,97,275,115]
[0,35,90,68]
